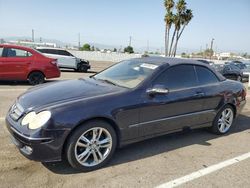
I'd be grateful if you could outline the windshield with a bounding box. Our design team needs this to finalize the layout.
[93,60,159,88]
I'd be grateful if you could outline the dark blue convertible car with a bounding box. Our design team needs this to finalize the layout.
[6,57,246,171]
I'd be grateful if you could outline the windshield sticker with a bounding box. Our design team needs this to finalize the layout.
[140,63,158,70]
[133,66,140,71]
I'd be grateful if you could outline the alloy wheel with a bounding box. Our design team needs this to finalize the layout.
[74,127,112,167]
[218,108,234,133]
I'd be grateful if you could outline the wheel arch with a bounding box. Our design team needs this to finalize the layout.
[226,103,237,117]
[27,70,46,79]
[220,102,237,118]
[62,116,121,157]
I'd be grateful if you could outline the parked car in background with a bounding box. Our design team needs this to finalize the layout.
[36,47,90,72]
[214,63,243,81]
[197,59,215,67]
[242,63,250,81]
[6,57,246,171]
[0,44,60,85]
[230,60,247,70]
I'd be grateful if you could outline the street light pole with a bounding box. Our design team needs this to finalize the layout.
[210,38,214,60]
[129,36,132,46]
[78,33,81,50]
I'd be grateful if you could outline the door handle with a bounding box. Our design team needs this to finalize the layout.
[194,92,205,97]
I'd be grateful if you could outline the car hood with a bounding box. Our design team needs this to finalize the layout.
[17,78,125,110]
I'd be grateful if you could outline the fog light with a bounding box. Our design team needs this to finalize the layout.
[20,145,33,155]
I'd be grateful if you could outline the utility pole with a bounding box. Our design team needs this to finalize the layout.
[210,38,215,60]
[129,36,132,46]
[147,40,149,52]
[78,33,81,50]
[32,29,34,42]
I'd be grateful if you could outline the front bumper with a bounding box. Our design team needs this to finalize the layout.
[83,64,91,69]
[5,114,70,162]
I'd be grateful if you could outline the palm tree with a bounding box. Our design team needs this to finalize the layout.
[168,14,179,56]
[173,9,193,56]
[164,0,193,57]
[169,0,186,56]
[164,0,175,56]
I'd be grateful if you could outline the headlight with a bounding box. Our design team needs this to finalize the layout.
[21,111,51,130]
[21,112,36,126]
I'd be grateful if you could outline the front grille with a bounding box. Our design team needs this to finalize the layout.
[9,103,24,121]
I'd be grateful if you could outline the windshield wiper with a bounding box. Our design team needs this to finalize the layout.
[99,79,118,86]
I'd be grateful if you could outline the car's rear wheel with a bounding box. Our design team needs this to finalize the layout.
[28,72,45,85]
[76,64,88,72]
[66,120,117,171]
[210,105,235,134]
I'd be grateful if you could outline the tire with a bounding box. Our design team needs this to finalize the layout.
[28,72,45,85]
[209,105,235,135]
[65,120,117,171]
[76,64,88,72]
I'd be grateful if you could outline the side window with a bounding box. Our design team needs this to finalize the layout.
[27,52,32,56]
[153,65,197,90]
[47,49,58,55]
[231,65,240,70]
[5,48,31,57]
[58,50,71,56]
[37,49,47,53]
[0,47,3,57]
[195,66,219,85]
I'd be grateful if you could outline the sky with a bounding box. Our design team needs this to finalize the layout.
[0,0,250,53]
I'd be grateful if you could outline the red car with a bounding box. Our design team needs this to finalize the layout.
[0,44,60,85]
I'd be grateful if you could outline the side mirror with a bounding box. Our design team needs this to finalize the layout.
[146,85,169,96]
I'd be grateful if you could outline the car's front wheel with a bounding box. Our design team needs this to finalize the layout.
[66,120,117,171]
[210,105,235,134]
[76,64,88,72]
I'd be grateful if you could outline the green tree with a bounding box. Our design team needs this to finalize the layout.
[113,48,117,52]
[164,0,175,56]
[204,49,213,57]
[81,43,91,51]
[181,52,186,56]
[124,46,134,54]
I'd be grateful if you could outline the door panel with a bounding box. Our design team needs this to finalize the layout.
[137,64,210,137]
[59,55,76,68]
[0,48,31,80]
[139,88,206,136]
[0,47,3,78]
[199,84,224,112]
[195,65,224,115]
[43,53,76,69]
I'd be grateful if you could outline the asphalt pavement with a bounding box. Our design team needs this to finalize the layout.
[0,61,249,188]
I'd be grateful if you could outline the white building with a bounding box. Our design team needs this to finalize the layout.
[8,40,57,48]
